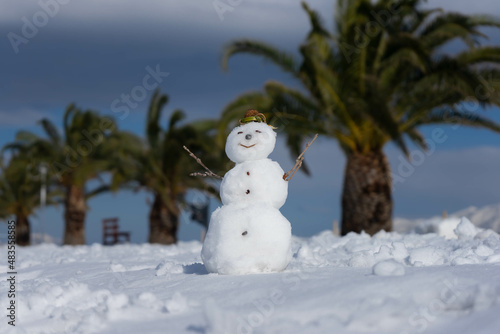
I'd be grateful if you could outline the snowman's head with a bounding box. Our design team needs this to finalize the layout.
[225,122,276,163]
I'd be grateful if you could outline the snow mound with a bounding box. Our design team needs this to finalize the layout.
[454,217,477,239]
[292,224,499,271]
[372,259,405,276]
[395,203,500,234]
[396,214,498,242]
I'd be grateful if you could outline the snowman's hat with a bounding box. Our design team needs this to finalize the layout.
[239,109,276,129]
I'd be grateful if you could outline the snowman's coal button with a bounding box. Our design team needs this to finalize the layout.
[246,189,250,194]
[246,171,250,176]
[242,231,248,236]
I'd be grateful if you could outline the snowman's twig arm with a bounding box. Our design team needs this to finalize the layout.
[283,134,318,181]
[183,146,223,179]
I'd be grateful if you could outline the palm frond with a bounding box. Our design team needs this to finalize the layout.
[302,1,331,38]
[168,109,186,132]
[63,104,76,139]
[405,128,428,150]
[456,47,500,66]
[14,130,40,144]
[85,185,111,200]
[222,39,300,77]
[467,14,500,29]
[38,118,61,145]
[415,108,500,133]
[146,90,168,150]
[419,12,498,48]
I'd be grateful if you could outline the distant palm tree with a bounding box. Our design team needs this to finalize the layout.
[7,105,138,245]
[220,0,500,235]
[0,152,56,245]
[132,90,222,244]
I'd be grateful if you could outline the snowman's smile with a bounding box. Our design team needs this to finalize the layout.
[239,143,256,149]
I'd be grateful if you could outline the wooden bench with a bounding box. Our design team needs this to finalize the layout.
[102,218,130,245]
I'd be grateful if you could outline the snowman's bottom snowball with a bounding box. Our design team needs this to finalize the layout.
[201,204,292,275]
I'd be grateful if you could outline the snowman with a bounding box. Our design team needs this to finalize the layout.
[201,110,292,275]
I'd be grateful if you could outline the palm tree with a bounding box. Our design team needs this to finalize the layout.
[0,152,56,245]
[8,106,137,245]
[220,0,500,235]
[132,90,222,244]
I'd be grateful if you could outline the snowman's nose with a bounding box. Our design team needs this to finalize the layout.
[245,134,252,140]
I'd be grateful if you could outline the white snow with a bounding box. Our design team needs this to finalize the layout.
[372,259,405,276]
[454,217,478,239]
[2,218,500,334]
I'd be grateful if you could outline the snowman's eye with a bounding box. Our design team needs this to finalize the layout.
[237,131,243,134]
[255,130,262,133]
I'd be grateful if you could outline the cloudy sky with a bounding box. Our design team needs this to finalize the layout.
[1,0,500,243]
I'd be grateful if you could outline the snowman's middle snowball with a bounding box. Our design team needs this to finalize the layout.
[221,159,288,208]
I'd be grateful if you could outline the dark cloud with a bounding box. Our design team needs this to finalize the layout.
[1,0,321,124]
[2,0,500,242]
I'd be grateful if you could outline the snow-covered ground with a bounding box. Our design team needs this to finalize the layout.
[1,217,500,334]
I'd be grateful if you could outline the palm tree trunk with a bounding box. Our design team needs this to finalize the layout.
[63,185,86,245]
[341,150,392,235]
[15,214,30,246]
[148,193,179,244]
